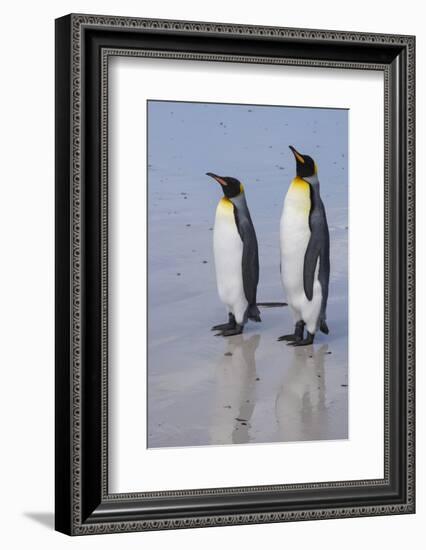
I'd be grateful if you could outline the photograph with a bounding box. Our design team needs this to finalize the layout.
[147,99,349,448]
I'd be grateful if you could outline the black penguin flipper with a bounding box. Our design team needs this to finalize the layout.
[318,242,330,322]
[303,234,321,301]
[303,188,330,319]
[303,190,329,303]
[242,236,261,321]
[234,208,260,320]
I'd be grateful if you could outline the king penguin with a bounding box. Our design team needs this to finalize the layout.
[279,146,330,346]
[206,173,261,336]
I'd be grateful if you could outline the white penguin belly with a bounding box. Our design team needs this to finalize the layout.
[280,178,322,333]
[213,199,248,324]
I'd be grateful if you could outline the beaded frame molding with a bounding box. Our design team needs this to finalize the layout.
[55,14,415,535]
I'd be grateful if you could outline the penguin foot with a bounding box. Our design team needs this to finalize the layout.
[211,322,235,332]
[278,321,305,342]
[287,332,315,347]
[221,324,244,337]
[278,334,297,342]
[212,313,236,332]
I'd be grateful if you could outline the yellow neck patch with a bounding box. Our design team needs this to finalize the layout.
[288,177,311,215]
[217,197,234,218]
[291,176,310,190]
[217,185,244,218]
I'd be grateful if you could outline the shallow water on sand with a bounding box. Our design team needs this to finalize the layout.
[147,101,348,448]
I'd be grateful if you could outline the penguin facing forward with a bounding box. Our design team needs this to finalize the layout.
[279,146,330,346]
[206,173,261,336]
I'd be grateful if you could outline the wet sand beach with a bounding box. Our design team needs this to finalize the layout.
[147,101,348,448]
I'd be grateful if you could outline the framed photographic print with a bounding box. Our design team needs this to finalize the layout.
[55,14,415,535]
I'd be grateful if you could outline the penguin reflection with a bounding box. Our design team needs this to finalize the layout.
[210,334,260,445]
[275,345,329,442]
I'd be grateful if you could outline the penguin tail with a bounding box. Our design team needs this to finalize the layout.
[320,320,329,335]
[248,304,261,322]
[256,302,288,308]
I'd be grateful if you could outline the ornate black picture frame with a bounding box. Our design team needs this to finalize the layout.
[55,13,415,535]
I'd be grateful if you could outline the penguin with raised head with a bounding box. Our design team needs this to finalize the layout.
[206,173,261,336]
[279,146,330,346]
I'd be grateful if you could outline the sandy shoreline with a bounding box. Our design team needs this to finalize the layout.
[147,101,348,448]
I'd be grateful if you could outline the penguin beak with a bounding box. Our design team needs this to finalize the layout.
[289,145,305,165]
[206,172,227,186]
